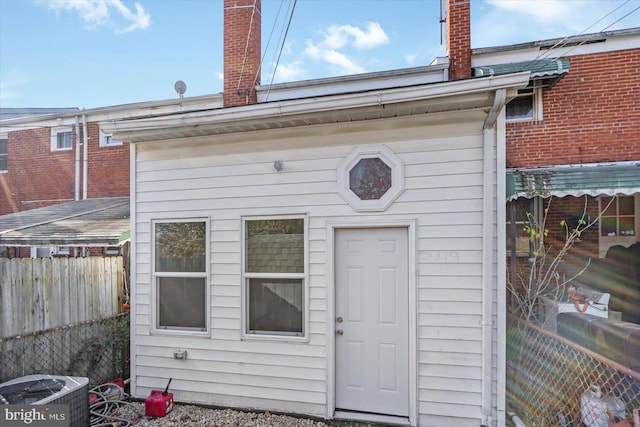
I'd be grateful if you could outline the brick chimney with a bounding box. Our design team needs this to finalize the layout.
[445,0,471,80]
[223,0,261,107]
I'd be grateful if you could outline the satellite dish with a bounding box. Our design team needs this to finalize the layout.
[174,80,187,98]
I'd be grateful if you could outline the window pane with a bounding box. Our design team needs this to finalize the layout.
[0,138,7,154]
[619,217,635,236]
[601,217,617,236]
[506,95,533,120]
[105,135,121,145]
[158,277,206,329]
[155,222,206,272]
[601,196,616,216]
[0,154,6,171]
[248,278,303,334]
[246,219,304,273]
[618,196,635,216]
[349,157,392,200]
[57,132,72,149]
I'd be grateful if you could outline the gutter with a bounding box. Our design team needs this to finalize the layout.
[101,73,531,141]
[481,88,507,427]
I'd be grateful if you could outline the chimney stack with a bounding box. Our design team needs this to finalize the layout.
[445,0,471,80]
[223,0,261,107]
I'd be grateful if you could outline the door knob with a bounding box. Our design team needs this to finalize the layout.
[336,316,343,323]
[336,329,344,336]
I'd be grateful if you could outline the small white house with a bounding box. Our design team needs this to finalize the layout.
[104,1,530,426]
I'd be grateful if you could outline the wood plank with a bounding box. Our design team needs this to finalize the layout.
[41,258,53,330]
[22,259,34,334]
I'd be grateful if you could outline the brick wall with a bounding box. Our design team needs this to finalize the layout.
[86,123,130,198]
[223,0,261,107]
[506,48,640,168]
[0,127,75,215]
[0,122,129,216]
[446,0,472,80]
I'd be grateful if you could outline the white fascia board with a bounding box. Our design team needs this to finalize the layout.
[472,31,640,67]
[0,94,223,128]
[102,72,531,141]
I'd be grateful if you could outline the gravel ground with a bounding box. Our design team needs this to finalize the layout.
[101,401,375,427]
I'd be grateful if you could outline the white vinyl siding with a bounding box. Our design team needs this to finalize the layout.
[131,111,498,424]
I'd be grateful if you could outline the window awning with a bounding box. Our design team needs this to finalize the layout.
[473,58,570,88]
[506,162,640,201]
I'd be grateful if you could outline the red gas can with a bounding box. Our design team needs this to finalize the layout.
[145,379,174,417]
[145,390,174,417]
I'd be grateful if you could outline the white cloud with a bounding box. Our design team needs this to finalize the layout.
[301,21,388,76]
[478,0,640,46]
[405,53,418,66]
[272,60,306,82]
[486,0,571,24]
[38,0,150,33]
[304,40,366,75]
[322,22,389,50]
[111,1,151,33]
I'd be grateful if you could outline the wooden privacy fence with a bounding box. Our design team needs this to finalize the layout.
[0,257,125,338]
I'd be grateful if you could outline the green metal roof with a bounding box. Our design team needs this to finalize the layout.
[474,58,570,87]
[506,162,640,200]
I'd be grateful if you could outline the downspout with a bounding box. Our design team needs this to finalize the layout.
[128,142,137,398]
[74,116,81,201]
[481,87,507,427]
[82,114,88,200]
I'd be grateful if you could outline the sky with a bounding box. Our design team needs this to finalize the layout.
[0,0,639,110]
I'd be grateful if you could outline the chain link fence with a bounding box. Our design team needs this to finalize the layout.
[0,313,129,387]
[507,315,639,426]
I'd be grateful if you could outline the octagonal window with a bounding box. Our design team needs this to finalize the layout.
[349,158,392,200]
[337,146,405,212]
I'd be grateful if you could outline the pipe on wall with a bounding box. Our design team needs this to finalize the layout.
[82,114,88,200]
[481,88,507,427]
[74,116,81,201]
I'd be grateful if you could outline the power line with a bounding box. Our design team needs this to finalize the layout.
[253,0,288,90]
[525,0,637,73]
[265,0,297,102]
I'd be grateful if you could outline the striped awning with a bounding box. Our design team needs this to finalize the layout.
[474,58,570,88]
[506,162,640,201]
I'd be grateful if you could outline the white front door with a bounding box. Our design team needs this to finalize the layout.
[335,227,409,417]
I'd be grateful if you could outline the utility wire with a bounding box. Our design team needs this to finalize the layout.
[265,0,297,102]
[523,0,636,74]
[253,0,288,90]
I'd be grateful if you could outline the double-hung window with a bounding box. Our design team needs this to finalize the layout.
[243,216,306,338]
[153,219,208,332]
[506,87,543,121]
[51,127,73,151]
[0,137,7,172]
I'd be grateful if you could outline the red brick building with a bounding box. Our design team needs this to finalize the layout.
[0,98,221,257]
[472,28,640,323]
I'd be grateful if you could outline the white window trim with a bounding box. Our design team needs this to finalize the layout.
[506,87,543,122]
[0,134,7,173]
[598,194,639,258]
[50,127,73,151]
[150,218,210,336]
[337,145,405,212]
[241,214,309,342]
[99,129,122,147]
